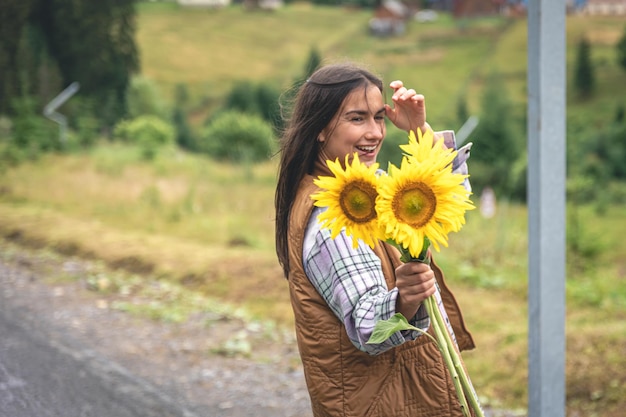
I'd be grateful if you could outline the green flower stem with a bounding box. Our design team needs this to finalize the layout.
[383,237,484,417]
[428,294,485,417]
[424,296,471,417]
[406,237,483,417]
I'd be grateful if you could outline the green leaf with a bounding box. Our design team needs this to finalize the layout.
[366,313,420,344]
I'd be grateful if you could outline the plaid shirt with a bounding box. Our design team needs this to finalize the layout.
[303,130,469,355]
[303,217,431,355]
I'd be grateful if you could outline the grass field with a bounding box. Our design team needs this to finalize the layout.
[1,3,625,416]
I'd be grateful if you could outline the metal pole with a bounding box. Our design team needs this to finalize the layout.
[527,1,566,417]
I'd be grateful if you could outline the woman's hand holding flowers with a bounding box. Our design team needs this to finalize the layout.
[394,261,437,321]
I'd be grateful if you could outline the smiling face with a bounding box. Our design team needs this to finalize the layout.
[318,84,386,167]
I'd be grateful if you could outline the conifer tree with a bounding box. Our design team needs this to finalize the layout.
[470,72,523,198]
[574,36,594,97]
[617,25,626,72]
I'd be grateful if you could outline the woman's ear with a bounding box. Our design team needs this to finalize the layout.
[318,133,325,143]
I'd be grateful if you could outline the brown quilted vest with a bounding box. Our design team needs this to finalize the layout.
[287,173,476,417]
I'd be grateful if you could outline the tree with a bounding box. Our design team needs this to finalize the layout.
[0,0,36,114]
[0,0,139,127]
[470,72,523,199]
[303,46,322,80]
[574,36,594,97]
[617,25,626,72]
[455,94,469,129]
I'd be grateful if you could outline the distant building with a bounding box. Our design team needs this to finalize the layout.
[243,0,284,11]
[452,0,502,18]
[581,0,626,15]
[178,0,231,7]
[430,0,528,18]
[370,0,412,36]
[178,0,283,10]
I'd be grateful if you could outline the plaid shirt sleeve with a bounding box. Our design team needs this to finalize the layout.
[303,207,430,355]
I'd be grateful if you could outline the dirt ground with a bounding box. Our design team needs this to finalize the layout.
[0,241,520,417]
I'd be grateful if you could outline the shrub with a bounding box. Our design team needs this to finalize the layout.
[10,97,58,155]
[224,81,259,115]
[172,106,196,151]
[113,115,175,160]
[217,80,283,134]
[199,111,275,163]
[126,76,168,119]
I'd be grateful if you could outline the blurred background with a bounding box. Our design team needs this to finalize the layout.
[0,0,625,416]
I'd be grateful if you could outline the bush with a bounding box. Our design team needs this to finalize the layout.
[126,76,168,119]
[217,80,283,134]
[172,106,196,151]
[10,97,58,155]
[199,111,275,163]
[113,115,175,160]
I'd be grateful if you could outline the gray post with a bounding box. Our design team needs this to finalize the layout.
[527,1,566,417]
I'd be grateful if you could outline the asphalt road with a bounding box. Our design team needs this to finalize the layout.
[0,303,198,417]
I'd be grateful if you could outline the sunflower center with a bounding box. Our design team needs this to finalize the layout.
[392,182,437,228]
[339,180,378,224]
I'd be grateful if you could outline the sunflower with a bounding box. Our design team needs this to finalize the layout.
[377,142,474,258]
[311,153,382,249]
[400,128,456,167]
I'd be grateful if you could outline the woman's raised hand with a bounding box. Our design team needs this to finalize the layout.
[384,80,431,134]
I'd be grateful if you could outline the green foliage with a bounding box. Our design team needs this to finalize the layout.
[200,111,276,163]
[455,94,469,128]
[113,115,175,160]
[617,24,626,72]
[8,96,58,155]
[218,80,282,134]
[73,114,100,148]
[570,113,626,187]
[171,83,197,151]
[566,200,605,272]
[126,76,168,119]
[303,45,322,79]
[0,0,35,115]
[172,107,196,151]
[574,36,595,97]
[0,0,139,127]
[224,80,260,115]
[469,72,524,199]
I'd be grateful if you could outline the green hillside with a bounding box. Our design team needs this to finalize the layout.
[136,2,626,132]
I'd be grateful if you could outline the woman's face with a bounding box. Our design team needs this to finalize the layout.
[319,84,386,167]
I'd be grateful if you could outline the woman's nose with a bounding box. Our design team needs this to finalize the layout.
[366,119,384,140]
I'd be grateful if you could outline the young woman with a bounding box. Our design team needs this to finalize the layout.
[275,62,475,417]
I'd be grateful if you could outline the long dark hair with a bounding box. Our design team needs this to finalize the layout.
[274,63,383,278]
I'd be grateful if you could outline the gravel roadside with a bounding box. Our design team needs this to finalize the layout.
[0,241,312,417]
[0,241,520,417]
